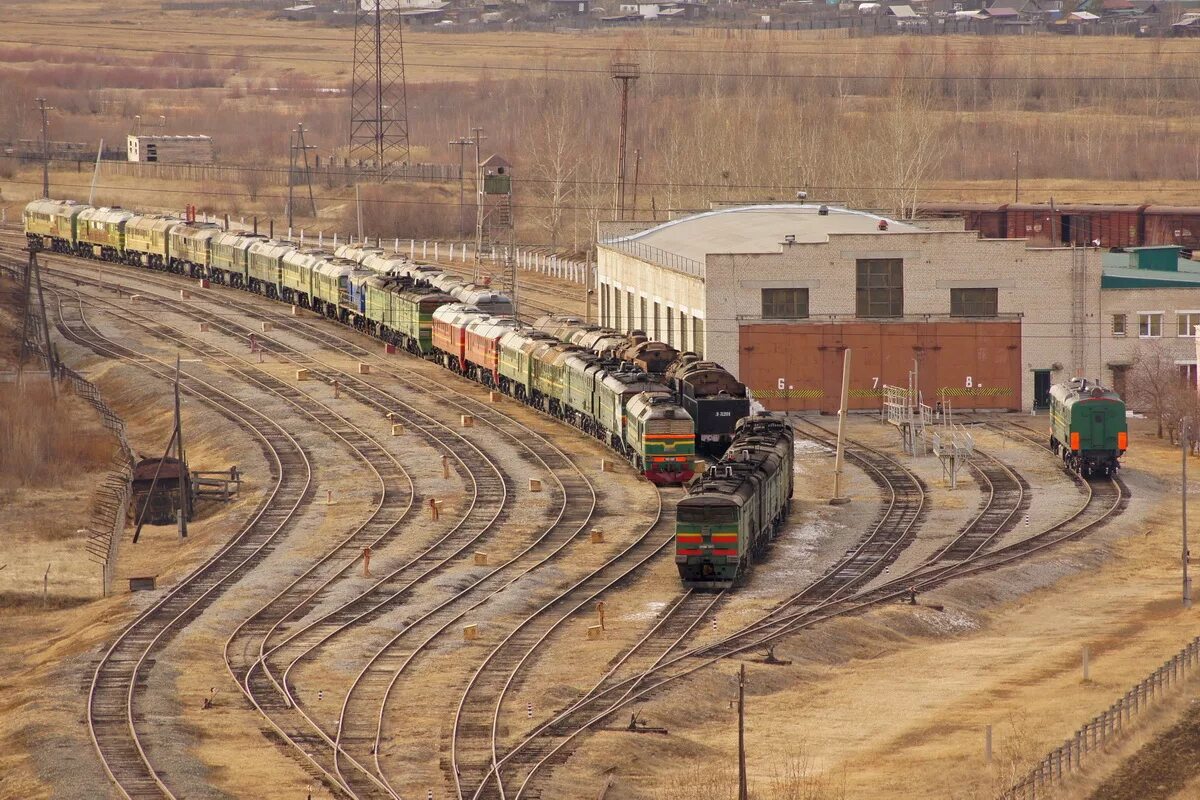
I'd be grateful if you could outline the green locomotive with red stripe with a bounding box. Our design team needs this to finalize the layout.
[676,413,794,588]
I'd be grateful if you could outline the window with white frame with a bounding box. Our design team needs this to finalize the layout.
[1139,312,1163,338]
[1111,314,1126,337]
[1178,312,1200,337]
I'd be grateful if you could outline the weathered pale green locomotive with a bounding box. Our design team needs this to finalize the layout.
[1048,378,1127,477]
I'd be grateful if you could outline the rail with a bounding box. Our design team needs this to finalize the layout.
[1000,635,1200,800]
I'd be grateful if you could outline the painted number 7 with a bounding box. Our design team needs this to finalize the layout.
[872,377,879,389]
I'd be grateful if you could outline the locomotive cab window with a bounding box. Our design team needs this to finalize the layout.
[950,288,998,317]
[677,506,737,524]
[761,288,809,319]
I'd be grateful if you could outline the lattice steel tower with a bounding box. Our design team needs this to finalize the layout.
[349,0,411,175]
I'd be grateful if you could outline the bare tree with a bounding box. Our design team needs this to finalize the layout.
[528,88,580,247]
[1129,339,1180,438]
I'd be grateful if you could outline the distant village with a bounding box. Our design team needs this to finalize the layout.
[231,0,1200,35]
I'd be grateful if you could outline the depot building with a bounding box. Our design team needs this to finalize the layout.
[595,203,1200,413]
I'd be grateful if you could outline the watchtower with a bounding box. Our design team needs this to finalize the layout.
[474,153,516,310]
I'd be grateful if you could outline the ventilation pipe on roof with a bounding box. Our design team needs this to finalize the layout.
[878,219,889,231]
[818,205,829,216]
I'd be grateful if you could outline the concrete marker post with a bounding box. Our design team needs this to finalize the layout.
[442,455,450,479]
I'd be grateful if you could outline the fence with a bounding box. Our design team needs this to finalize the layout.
[1000,635,1200,800]
[0,261,133,598]
[276,231,595,287]
[96,158,460,187]
[596,237,704,277]
[58,364,135,598]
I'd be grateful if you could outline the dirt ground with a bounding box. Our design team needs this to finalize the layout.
[550,415,1200,800]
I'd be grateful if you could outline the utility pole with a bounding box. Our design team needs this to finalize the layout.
[36,97,52,198]
[349,0,411,177]
[471,126,487,282]
[288,122,317,230]
[630,148,642,220]
[832,348,852,504]
[610,62,640,220]
[175,356,189,539]
[449,133,476,237]
[1185,420,1191,608]
[1013,147,1020,203]
[18,238,56,395]
[88,139,104,206]
[737,663,748,800]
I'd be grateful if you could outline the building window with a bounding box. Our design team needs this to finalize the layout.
[855,258,903,318]
[1112,314,1126,337]
[653,301,661,340]
[1178,312,1200,337]
[600,285,608,327]
[639,296,648,333]
[693,317,704,357]
[666,307,675,347]
[1139,313,1163,338]
[679,312,689,351]
[949,288,998,317]
[626,290,634,332]
[761,288,810,319]
[1180,364,1199,388]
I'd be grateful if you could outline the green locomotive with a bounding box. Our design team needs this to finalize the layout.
[1048,378,1128,477]
[675,413,794,588]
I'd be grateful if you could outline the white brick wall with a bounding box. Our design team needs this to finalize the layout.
[599,221,1200,411]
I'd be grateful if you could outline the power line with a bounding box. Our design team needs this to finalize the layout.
[2,36,1198,81]
[7,177,1192,213]
[1,155,1191,196]
[6,18,1200,60]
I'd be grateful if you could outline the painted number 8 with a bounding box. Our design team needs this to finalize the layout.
[965,376,973,388]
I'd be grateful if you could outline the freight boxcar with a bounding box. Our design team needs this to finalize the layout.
[1049,378,1128,477]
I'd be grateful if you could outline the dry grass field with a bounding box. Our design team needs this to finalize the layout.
[0,0,1198,244]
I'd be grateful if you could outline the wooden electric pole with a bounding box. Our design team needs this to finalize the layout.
[1185,420,1191,608]
[18,239,57,396]
[738,663,748,800]
[36,97,52,198]
[175,356,189,539]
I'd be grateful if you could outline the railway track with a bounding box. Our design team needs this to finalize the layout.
[14,241,1128,799]
[489,420,1127,798]
[25,281,319,800]
[25,253,628,796]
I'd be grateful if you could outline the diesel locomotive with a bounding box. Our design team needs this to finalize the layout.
[675,413,795,588]
[1048,378,1128,477]
[23,199,713,484]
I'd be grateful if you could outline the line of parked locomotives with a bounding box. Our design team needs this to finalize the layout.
[25,199,794,587]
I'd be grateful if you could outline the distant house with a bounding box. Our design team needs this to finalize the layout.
[544,0,590,14]
[127,135,214,165]
[885,4,919,15]
[979,5,1020,17]
[397,2,449,22]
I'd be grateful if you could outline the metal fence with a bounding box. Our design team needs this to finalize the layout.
[0,261,133,597]
[57,364,135,598]
[596,237,704,277]
[1001,635,1200,800]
